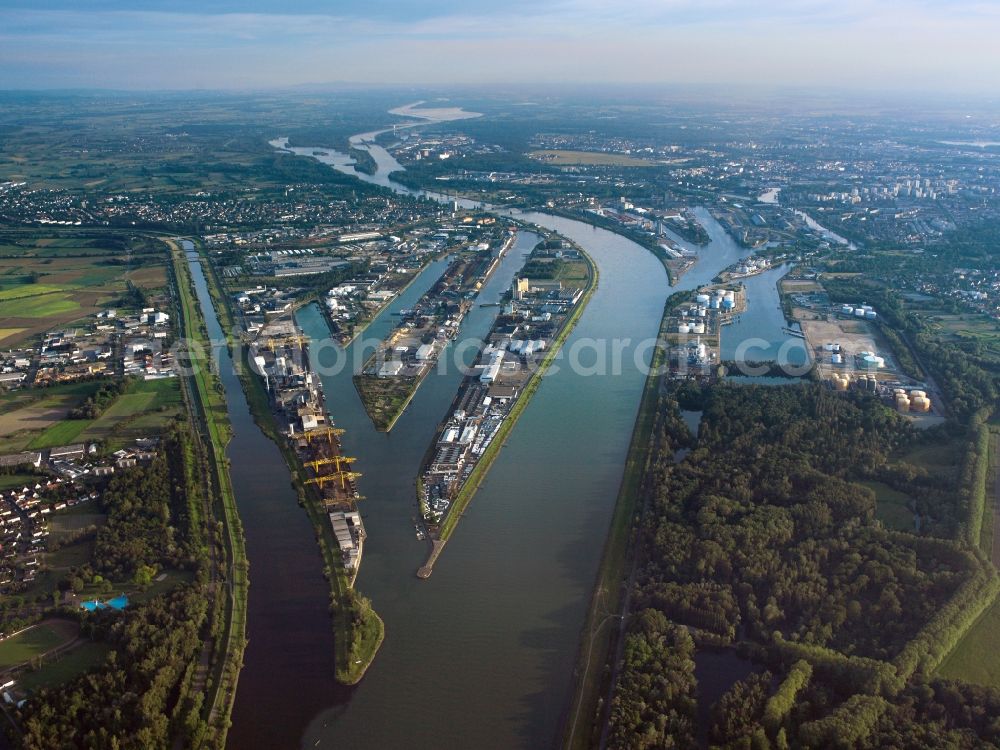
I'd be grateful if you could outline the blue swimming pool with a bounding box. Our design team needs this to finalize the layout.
[80,595,129,611]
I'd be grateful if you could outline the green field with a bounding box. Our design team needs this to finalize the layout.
[529,149,657,167]
[937,601,1000,689]
[23,378,183,450]
[15,641,110,693]
[26,419,90,449]
[861,480,916,532]
[0,620,78,669]
[0,292,80,319]
[0,284,69,300]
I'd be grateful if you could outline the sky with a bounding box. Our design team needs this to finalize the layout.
[0,0,998,92]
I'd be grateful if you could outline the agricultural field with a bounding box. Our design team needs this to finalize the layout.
[0,233,168,346]
[0,380,103,453]
[528,149,657,167]
[0,378,181,453]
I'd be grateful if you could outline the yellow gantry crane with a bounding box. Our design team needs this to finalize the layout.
[257,333,309,351]
[305,470,363,491]
[304,456,357,473]
[303,427,346,446]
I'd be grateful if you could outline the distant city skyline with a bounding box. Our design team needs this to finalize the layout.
[0,0,998,92]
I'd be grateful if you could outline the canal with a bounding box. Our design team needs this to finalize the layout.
[181,241,345,749]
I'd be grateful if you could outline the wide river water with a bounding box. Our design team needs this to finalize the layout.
[193,120,804,748]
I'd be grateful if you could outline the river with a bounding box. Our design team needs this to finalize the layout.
[182,114,801,748]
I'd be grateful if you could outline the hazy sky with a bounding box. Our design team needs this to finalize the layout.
[1,0,998,92]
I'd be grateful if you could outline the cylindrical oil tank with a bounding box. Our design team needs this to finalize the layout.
[832,353,843,364]
[678,324,691,334]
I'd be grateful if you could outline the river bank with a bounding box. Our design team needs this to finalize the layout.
[168,238,248,747]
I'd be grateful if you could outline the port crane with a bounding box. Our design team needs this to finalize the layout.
[304,456,357,473]
[305,470,363,490]
[303,427,346,445]
[256,332,309,350]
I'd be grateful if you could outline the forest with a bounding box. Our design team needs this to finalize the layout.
[607,383,1000,747]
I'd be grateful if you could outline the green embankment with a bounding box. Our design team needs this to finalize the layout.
[197,243,383,685]
[168,239,248,746]
[437,244,598,542]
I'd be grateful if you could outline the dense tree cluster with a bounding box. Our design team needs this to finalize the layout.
[635,384,967,659]
[607,609,697,750]
[19,586,209,749]
[607,383,1000,748]
[92,432,199,580]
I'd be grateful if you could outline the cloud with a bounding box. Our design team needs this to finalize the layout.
[0,1,997,90]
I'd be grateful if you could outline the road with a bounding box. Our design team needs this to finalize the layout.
[992,435,1000,569]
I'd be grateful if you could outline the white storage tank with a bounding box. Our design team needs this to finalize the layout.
[678,324,691,334]
[824,342,835,352]
[691,323,706,334]
[865,311,877,320]
[855,308,866,318]
[697,307,707,317]
[832,353,843,364]
[696,293,711,305]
